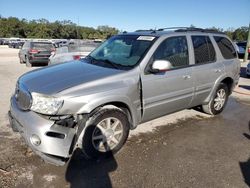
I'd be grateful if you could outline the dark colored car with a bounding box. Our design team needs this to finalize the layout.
[0,38,4,45]
[8,39,21,48]
[19,41,55,67]
[236,41,250,58]
[2,39,9,45]
[16,41,25,48]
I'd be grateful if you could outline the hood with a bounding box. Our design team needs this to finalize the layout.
[19,60,123,95]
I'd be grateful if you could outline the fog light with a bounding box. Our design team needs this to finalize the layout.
[30,134,41,146]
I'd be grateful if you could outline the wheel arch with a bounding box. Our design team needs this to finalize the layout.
[204,76,234,104]
[74,101,135,153]
[77,97,139,130]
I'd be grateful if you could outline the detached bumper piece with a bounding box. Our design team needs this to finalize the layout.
[8,97,76,166]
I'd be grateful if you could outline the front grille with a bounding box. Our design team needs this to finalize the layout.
[15,83,32,110]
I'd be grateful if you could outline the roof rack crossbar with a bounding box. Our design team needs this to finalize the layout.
[157,27,202,31]
[158,27,224,34]
[134,27,225,34]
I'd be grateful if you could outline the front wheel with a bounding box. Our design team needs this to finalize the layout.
[202,83,229,115]
[81,108,130,159]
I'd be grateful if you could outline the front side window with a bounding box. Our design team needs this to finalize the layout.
[214,36,236,59]
[191,35,216,64]
[88,35,156,69]
[153,36,189,68]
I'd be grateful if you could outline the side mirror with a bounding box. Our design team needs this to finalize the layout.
[150,60,173,73]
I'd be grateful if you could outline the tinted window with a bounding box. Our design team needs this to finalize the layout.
[237,42,246,48]
[153,36,189,68]
[31,42,53,50]
[214,36,237,59]
[192,36,216,64]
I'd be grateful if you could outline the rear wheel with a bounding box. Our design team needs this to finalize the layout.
[19,58,24,64]
[25,56,32,67]
[81,108,129,159]
[202,83,229,115]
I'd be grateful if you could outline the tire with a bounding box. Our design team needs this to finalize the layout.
[19,57,25,64]
[25,56,32,67]
[202,83,229,115]
[81,108,129,159]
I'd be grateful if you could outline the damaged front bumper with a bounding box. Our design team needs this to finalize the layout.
[8,97,77,166]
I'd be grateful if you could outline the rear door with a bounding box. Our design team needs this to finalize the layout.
[141,35,194,122]
[189,35,224,106]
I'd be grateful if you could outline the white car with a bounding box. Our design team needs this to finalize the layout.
[49,41,100,65]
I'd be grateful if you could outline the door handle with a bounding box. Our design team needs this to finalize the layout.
[183,75,191,79]
[214,69,222,73]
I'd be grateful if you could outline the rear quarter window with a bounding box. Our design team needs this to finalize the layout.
[213,36,237,59]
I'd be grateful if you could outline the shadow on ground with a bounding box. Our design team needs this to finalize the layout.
[239,120,250,187]
[65,149,117,188]
[239,85,250,91]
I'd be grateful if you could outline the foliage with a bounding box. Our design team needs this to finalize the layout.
[0,16,249,41]
[205,26,249,41]
[0,16,119,39]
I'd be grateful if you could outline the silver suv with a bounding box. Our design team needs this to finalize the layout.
[9,28,240,165]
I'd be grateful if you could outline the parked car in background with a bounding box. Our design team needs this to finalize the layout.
[246,62,250,77]
[1,38,9,45]
[19,41,55,67]
[49,41,99,65]
[8,38,21,48]
[0,38,4,45]
[236,41,250,58]
[9,28,240,165]
[16,41,25,48]
[52,40,69,48]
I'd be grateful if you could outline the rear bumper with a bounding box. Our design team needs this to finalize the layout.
[29,58,49,64]
[9,97,76,165]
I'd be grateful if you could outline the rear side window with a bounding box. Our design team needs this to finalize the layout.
[153,36,189,68]
[214,36,236,59]
[191,36,216,64]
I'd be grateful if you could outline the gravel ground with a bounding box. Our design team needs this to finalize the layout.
[0,46,249,188]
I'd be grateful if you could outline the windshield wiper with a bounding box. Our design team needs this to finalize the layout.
[101,59,119,69]
[86,56,119,69]
[85,55,97,64]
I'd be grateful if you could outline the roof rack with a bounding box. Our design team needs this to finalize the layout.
[135,27,224,34]
[157,27,224,34]
[135,29,155,32]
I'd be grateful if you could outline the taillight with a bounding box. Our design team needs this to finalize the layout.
[29,49,39,54]
[248,47,250,53]
[73,55,81,60]
[50,48,56,56]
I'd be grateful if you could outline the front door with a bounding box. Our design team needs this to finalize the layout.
[141,36,194,122]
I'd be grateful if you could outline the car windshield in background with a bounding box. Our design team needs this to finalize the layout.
[88,35,156,69]
[236,42,246,48]
[32,42,53,50]
[68,42,100,53]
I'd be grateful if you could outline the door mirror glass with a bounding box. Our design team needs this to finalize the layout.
[151,60,173,73]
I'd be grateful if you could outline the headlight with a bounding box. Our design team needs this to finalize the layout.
[31,92,64,115]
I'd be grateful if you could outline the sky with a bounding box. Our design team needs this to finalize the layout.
[0,0,249,31]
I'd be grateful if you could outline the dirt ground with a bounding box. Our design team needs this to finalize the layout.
[0,46,250,188]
